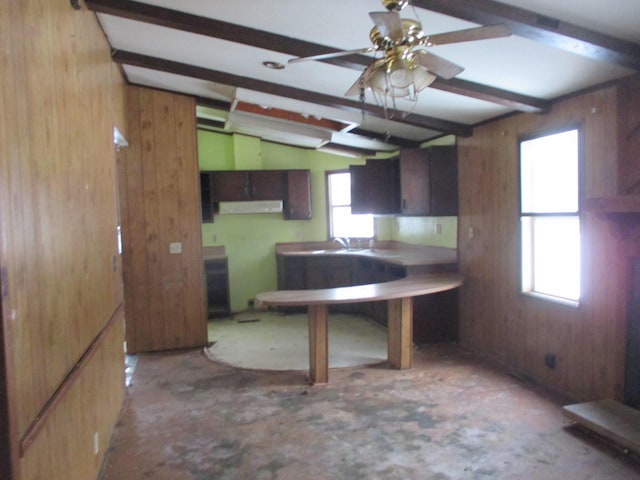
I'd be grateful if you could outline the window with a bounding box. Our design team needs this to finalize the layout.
[327,171,374,239]
[520,128,581,304]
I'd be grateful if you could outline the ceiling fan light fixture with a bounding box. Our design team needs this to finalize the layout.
[367,64,390,94]
[387,58,413,89]
[411,65,437,92]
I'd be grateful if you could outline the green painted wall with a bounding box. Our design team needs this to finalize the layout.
[391,216,457,247]
[198,130,456,312]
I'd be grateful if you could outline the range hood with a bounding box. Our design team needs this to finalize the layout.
[218,200,283,215]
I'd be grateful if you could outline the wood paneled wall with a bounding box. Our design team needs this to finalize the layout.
[120,86,207,354]
[0,1,127,478]
[458,82,636,402]
[20,310,125,480]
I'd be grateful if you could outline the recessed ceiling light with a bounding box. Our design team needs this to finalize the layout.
[262,60,285,70]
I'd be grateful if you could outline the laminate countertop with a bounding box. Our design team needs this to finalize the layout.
[275,241,457,267]
[256,272,464,307]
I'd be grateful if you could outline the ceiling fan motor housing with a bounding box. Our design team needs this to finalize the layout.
[382,0,408,12]
[369,19,426,50]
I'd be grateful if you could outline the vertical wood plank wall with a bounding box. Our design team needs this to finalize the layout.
[0,1,127,478]
[458,82,637,402]
[121,86,208,354]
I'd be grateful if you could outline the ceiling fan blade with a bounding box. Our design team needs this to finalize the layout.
[369,11,404,42]
[426,24,511,47]
[344,64,376,96]
[414,50,464,79]
[289,46,376,64]
[345,75,365,97]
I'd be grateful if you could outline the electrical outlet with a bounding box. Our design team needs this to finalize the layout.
[93,432,100,455]
[435,223,442,235]
[212,234,217,243]
[169,242,182,254]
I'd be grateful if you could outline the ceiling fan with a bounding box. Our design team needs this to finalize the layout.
[289,0,511,100]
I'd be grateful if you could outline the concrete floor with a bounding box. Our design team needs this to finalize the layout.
[205,311,388,370]
[100,327,640,480]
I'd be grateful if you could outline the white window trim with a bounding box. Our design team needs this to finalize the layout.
[519,127,582,306]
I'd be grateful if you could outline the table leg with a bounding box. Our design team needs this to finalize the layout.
[387,297,413,369]
[308,304,329,384]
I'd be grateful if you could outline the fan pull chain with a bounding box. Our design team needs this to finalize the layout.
[359,75,366,124]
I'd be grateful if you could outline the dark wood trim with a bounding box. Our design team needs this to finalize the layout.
[0,289,14,479]
[19,304,124,456]
[86,0,549,113]
[413,0,640,71]
[113,50,473,137]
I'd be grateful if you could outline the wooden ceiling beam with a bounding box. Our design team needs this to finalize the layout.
[113,50,473,137]
[86,0,549,113]
[413,0,640,71]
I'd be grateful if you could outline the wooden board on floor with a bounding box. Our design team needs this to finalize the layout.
[562,399,640,453]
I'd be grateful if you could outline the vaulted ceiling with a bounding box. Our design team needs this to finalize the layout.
[88,0,640,155]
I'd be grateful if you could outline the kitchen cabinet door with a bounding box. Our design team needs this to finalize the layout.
[210,171,250,201]
[277,256,306,290]
[399,148,430,216]
[350,159,400,215]
[427,146,458,216]
[200,173,214,223]
[285,170,312,219]
[209,170,285,201]
[305,256,352,289]
[249,170,286,200]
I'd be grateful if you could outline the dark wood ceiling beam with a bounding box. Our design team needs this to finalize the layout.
[85,0,368,70]
[432,77,549,113]
[113,50,473,137]
[413,0,640,71]
[348,128,423,148]
[85,0,549,113]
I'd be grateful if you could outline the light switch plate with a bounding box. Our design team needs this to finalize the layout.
[169,242,182,254]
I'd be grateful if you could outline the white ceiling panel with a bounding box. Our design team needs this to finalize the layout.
[92,0,640,154]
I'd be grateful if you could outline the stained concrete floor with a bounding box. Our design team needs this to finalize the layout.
[205,311,388,370]
[100,337,640,479]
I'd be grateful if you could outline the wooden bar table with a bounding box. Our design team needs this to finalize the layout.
[256,273,464,384]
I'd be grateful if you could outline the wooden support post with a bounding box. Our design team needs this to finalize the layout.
[387,297,413,369]
[308,304,329,384]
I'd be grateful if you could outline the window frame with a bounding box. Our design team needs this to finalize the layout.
[518,124,584,307]
[325,169,374,241]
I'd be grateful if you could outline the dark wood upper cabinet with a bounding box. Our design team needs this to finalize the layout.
[200,173,214,223]
[399,148,430,216]
[350,159,400,215]
[249,170,286,200]
[285,170,312,220]
[427,146,458,216]
[209,170,285,201]
[210,171,250,201]
[200,169,311,222]
[350,146,458,216]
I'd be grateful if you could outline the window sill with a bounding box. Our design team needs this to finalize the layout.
[521,291,580,308]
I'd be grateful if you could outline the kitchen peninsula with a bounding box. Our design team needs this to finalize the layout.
[257,242,464,384]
